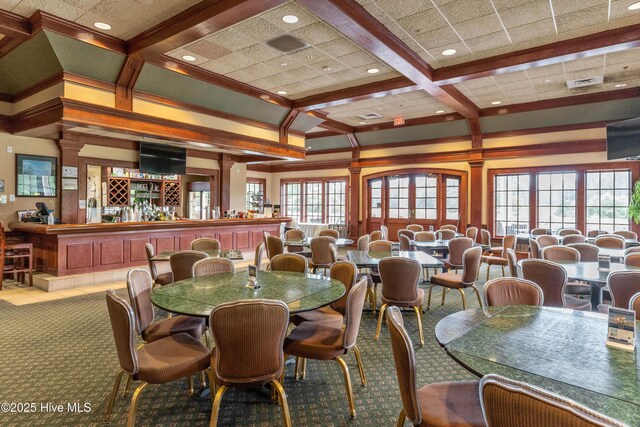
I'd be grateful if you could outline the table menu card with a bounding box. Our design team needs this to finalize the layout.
[606,307,636,352]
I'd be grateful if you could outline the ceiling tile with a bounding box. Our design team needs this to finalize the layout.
[166,48,210,66]
[372,0,434,20]
[291,21,342,45]
[413,27,462,50]
[506,19,556,44]
[453,14,505,40]
[396,9,450,36]
[555,4,609,34]
[465,31,512,54]
[552,0,607,16]
[205,30,255,51]
[184,39,232,61]
[563,56,605,73]
[233,17,287,42]
[437,0,495,25]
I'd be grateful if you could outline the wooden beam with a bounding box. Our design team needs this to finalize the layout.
[434,23,640,85]
[355,112,464,133]
[306,130,341,139]
[297,0,479,119]
[317,118,355,134]
[115,56,145,111]
[468,117,482,149]
[0,10,31,58]
[346,133,359,148]
[127,0,287,59]
[279,109,300,144]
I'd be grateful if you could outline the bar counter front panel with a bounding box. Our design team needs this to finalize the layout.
[9,218,289,276]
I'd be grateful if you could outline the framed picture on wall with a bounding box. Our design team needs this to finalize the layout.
[16,154,57,197]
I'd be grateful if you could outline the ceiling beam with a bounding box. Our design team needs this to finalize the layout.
[0,10,31,58]
[115,56,145,111]
[127,0,287,59]
[434,23,640,85]
[279,109,300,144]
[297,0,479,119]
[346,133,359,148]
[468,118,482,149]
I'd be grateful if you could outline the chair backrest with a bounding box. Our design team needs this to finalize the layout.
[480,229,491,246]
[558,229,581,236]
[439,229,456,240]
[595,235,625,249]
[264,234,285,259]
[269,253,308,273]
[506,248,518,277]
[531,228,549,236]
[192,257,236,277]
[387,307,422,425]
[170,250,208,282]
[567,243,599,262]
[126,268,155,335]
[462,246,482,284]
[319,229,339,239]
[368,240,393,252]
[501,234,517,258]
[398,229,415,241]
[562,234,585,245]
[406,224,423,232]
[448,237,473,266]
[342,277,368,349]
[541,245,580,263]
[285,229,305,240]
[521,259,567,308]
[480,374,627,427]
[191,238,220,251]
[414,231,436,242]
[210,299,289,386]
[630,292,640,320]
[440,224,457,232]
[399,234,412,251]
[144,243,158,280]
[613,230,637,240]
[528,238,541,259]
[254,242,264,270]
[624,252,640,267]
[357,234,370,251]
[587,229,607,238]
[536,235,558,248]
[380,225,389,240]
[379,257,421,303]
[310,236,337,265]
[624,246,640,256]
[608,270,640,309]
[465,226,478,242]
[370,230,383,241]
[483,277,543,307]
[105,290,139,376]
[329,260,357,314]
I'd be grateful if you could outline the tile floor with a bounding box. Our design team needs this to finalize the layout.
[0,279,126,306]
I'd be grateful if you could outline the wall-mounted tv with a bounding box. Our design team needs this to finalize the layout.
[607,117,640,160]
[139,142,186,175]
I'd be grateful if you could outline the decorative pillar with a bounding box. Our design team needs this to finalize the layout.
[468,159,484,231]
[348,166,361,239]
[217,155,234,213]
[56,139,84,224]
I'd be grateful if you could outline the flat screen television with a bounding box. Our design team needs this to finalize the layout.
[606,117,640,160]
[139,142,186,175]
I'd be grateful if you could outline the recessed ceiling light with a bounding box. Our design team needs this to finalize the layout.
[277,90,288,95]
[322,66,331,71]
[544,79,552,83]
[628,2,640,10]
[367,68,380,74]
[280,62,288,66]
[615,83,628,88]
[94,22,111,30]
[435,110,445,114]
[360,121,367,125]
[442,48,457,56]
[182,55,196,62]
[491,101,502,105]
[282,15,299,24]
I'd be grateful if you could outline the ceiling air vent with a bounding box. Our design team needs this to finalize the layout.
[567,76,603,89]
[265,35,308,53]
[358,112,383,120]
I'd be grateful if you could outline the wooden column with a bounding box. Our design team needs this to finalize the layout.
[56,139,85,224]
[468,159,484,230]
[217,156,234,213]
[348,166,361,240]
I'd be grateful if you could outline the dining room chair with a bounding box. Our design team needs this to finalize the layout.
[365,240,392,314]
[567,243,599,261]
[528,238,541,259]
[587,229,607,238]
[264,234,285,259]
[595,235,625,249]
[531,228,549,236]
[482,234,517,280]
[429,246,483,310]
[536,235,559,248]
[466,226,478,243]
[561,234,586,244]
[208,299,291,427]
[438,229,456,240]
[624,253,640,267]
[387,307,485,427]
[192,257,236,277]
[380,225,389,240]
[520,259,591,311]
[443,237,473,272]
[558,229,582,236]
[368,240,393,251]
[375,257,425,345]
[190,238,220,251]
[357,234,370,251]
[483,277,543,307]
[369,230,383,241]
[398,229,416,242]
[479,374,627,427]
[506,248,518,277]
[440,224,457,232]
[284,229,307,254]
[283,277,368,418]
[144,243,173,286]
[407,224,423,232]
[269,253,308,273]
[415,231,436,242]
[170,250,208,282]
[309,236,338,275]
[254,242,265,271]
[625,246,640,256]
[480,228,491,246]
[319,229,340,239]
[613,230,638,240]
[605,271,640,313]
[399,234,412,251]
[103,290,210,426]
[630,293,640,320]
[541,245,581,262]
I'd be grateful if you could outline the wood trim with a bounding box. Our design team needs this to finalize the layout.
[355,113,464,133]
[305,130,341,140]
[63,72,116,92]
[269,159,352,173]
[314,115,355,134]
[468,117,482,149]
[483,139,606,160]
[0,10,30,58]
[358,135,470,151]
[11,98,63,133]
[246,177,268,203]
[306,147,352,155]
[115,56,145,111]
[280,176,349,224]
[482,121,615,139]
[279,109,300,144]
[0,114,11,133]
[0,72,63,103]
[346,133,359,148]
[246,163,273,173]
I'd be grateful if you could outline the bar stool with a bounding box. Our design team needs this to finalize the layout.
[1,223,33,289]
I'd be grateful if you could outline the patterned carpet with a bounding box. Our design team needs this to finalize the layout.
[0,267,497,426]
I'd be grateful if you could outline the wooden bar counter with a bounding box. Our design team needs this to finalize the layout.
[9,218,288,276]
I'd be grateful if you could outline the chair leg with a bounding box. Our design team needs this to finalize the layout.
[103,370,125,423]
[126,382,148,427]
[371,284,378,315]
[441,288,449,305]
[458,289,467,310]
[122,375,131,398]
[472,285,483,308]
[485,263,491,281]
[336,357,356,418]
[200,371,207,389]
[210,385,228,427]
[205,369,216,407]
[352,345,366,386]
[187,375,195,396]
[501,265,506,276]
[427,284,435,310]
[294,356,300,380]
[301,358,307,380]
[375,303,388,340]
[397,409,407,427]
[271,379,292,427]
[204,329,211,350]
[413,306,424,346]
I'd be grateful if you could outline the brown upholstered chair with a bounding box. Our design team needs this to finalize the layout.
[531,228,549,236]
[625,246,640,256]
[192,257,236,277]
[190,238,220,251]
[208,300,291,427]
[415,231,436,242]
[283,277,368,418]
[380,225,389,241]
[399,234,412,251]
[387,307,484,427]
[104,290,210,426]
[595,235,625,249]
[562,234,586,244]
[169,250,208,282]
[440,224,457,232]
[368,240,393,251]
[480,229,491,246]
[254,242,265,271]
[625,253,640,267]
[398,229,416,241]
[483,277,543,307]
[607,271,640,311]
[264,234,285,259]
[506,248,518,277]
[369,230,383,241]
[407,224,423,232]
[528,238,541,259]
[614,230,638,240]
[285,229,307,254]
[520,259,591,311]
[443,237,473,272]
[309,236,337,274]
[375,257,425,345]
[357,234,370,251]
[482,234,517,280]
[438,229,456,240]
[429,246,483,310]
[587,229,607,238]
[319,228,340,239]
[480,374,626,427]
[269,253,308,273]
[365,240,393,314]
[567,243,599,261]
[542,245,580,262]
[558,229,581,236]
[630,292,640,320]
[536,235,558,248]
[466,226,478,243]
[291,260,357,329]
[144,243,173,286]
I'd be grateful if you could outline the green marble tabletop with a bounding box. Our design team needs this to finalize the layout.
[150,249,244,262]
[347,250,443,268]
[436,306,640,426]
[283,238,354,247]
[151,270,345,317]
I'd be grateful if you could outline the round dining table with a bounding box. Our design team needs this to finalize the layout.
[151,270,346,317]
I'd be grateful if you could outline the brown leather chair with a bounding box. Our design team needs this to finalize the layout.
[613,230,638,240]
[443,237,473,271]
[542,245,580,262]
[587,229,607,238]
[558,229,581,236]
[480,374,626,427]
[387,307,484,427]
[531,228,549,236]
[483,277,543,307]
[630,292,640,320]
[357,234,370,251]
[567,243,599,261]
[254,242,265,271]
[520,259,591,311]
[285,229,307,254]
[144,243,173,286]
[466,226,478,243]
[399,234,412,250]
[369,230,383,241]
[506,248,518,277]
[104,290,210,426]
[283,277,368,418]
[264,234,285,259]
[595,235,625,249]
[291,260,357,329]
[398,229,416,242]
[192,257,236,277]
[190,238,220,251]
[208,300,291,427]
[169,250,208,282]
[380,225,389,240]
[406,224,423,232]
[562,234,585,244]
[440,224,457,232]
[309,236,337,274]
[608,270,640,310]
[536,235,559,248]
[269,253,308,273]
[319,228,340,239]
[438,229,456,240]
[415,231,436,242]
[365,240,393,314]
[375,257,424,345]
[480,229,491,246]
[482,234,517,280]
[625,246,640,256]
[368,240,393,252]
[528,238,541,259]
[429,246,483,310]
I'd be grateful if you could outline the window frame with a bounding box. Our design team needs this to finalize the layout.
[280,176,349,224]
[246,177,266,213]
[585,169,632,233]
